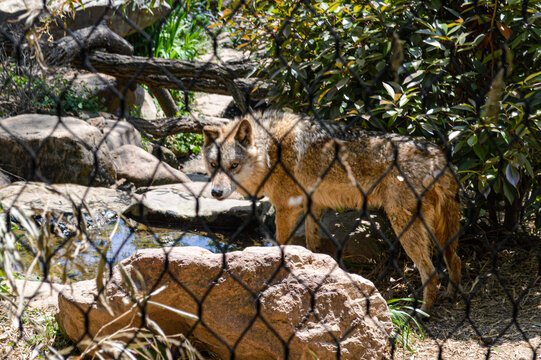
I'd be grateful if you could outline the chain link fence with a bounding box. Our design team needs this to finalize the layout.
[0,0,540,358]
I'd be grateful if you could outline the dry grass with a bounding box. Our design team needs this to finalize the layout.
[0,301,69,359]
[378,232,541,360]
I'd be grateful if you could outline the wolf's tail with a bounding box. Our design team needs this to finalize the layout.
[433,171,462,296]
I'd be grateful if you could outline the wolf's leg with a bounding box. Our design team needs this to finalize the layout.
[443,241,461,298]
[388,209,438,312]
[275,205,303,245]
[304,204,323,252]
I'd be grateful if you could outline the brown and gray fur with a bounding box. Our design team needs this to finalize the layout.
[202,110,461,311]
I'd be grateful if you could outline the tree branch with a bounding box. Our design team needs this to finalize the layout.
[125,114,230,138]
[73,51,270,100]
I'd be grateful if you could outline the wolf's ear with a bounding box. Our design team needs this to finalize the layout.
[235,119,253,147]
[203,126,220,147]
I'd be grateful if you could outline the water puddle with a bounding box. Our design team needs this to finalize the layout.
[12,215,273,282]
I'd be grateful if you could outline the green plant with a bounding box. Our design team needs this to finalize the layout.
[128,0,213,61]
[25,309,61,346]
[0,61,104,117]
[387,298,429,352]
[166,132,203,157]
[229,0,541,233]
[126,0,213,157]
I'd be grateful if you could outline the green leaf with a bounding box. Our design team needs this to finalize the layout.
[403,69,424,84]
[423,38,444,50]
[473,143,486,161]
[467,134,478,146]
[448,130,462,141]
[382,82,395,99]
[524,71,541,83]
[502,181,516,203]
[505,163,520,189]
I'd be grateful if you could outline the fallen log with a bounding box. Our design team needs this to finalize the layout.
[125,114,230,138]
[73,51,270,102]
[46,24,134,65]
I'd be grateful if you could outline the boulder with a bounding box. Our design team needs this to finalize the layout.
[102,119,143,151]
[65,72,152,118]
[0,0,170,38]
[0,171,11,187]
[124,183,267,229]
[63,0,171,37]
[57,246,392,359]
[0,114,116,186]
[135,85,159,120]
[180,154,208,175]
[194,93,235,118]
[111,144,190,187]
[0,0,39,24]
[87,116,142,150]
[0,182,135,218]
[9,279,67,310]
[136,181,244,200]
[293,210,392,261]
[198,47,251,64]
[146,142,180,169]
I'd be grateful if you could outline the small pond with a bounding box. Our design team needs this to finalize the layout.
[12,214,273,282]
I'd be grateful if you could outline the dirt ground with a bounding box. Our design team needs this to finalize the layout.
[376,231,541,360]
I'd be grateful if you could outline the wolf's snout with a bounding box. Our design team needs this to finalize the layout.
[211,188,224,199]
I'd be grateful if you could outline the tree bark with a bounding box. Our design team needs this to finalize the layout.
[72,51,269,101]
[148,86,179,117]
[125,114,230,138]
[46,24,134,65]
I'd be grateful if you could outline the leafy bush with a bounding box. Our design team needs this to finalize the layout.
[0,60,104,118]
[126,0,213,156]
[128,0,214,61]
[166,132,203,157]
[227,0,541,232]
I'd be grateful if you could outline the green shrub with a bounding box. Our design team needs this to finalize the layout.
[126,0,212,157]
[228,0,541,232]
[0,61,104,118]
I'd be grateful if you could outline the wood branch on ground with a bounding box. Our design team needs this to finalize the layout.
[46,24,134,66]
[72,51,270,101]
[125,114,230,138]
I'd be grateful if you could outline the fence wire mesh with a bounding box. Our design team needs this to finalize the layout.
[0,0,540,359]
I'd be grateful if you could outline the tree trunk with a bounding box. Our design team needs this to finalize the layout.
[148,86,179,117]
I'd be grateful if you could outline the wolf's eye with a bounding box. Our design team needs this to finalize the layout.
[210,162,218,168]
[230,162,239,169]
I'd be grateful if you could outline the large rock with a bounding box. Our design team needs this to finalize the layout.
[145,142,180,169]
[194,93,235,118]
[0,0,170,38]
[0,171,11,187]
[65,72,153,118]
[292,210,391,261]
[57,246,392,359]
[124,182,267,229]
[0,182,135,218]
[135,85,159,120]
[180,154,207,174]
[89,118,143,151]
[64,0,171,37]
[111,144,190,187]
[0,114,116,186]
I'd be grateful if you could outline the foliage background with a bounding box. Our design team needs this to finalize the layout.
[228,0,541,232]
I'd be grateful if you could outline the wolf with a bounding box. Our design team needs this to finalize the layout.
[202,110,461,311]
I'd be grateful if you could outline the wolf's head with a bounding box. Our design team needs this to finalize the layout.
[202,118,260,200]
